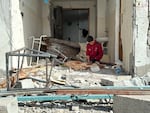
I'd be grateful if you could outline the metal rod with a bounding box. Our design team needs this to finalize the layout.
[17,51,20,81]
[27,77,47,83]
[20,50,25,69]
[46,58,48,86]
[48,58,55,82]
[5,53,10,90]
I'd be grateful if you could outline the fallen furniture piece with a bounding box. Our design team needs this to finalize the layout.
[29,35,47,66]
[5,47,57,90]
[47,38,80,59]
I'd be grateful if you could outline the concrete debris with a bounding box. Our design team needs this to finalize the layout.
[1,58,149,89]
[76,43,87,62]
[47,38,80,59]
[0,97,18,113]
[65,71,102,88]
[18,107,112,113]
[90,64,101,72]
[101,75,150,87]
[18,101,112,113]
[19,79,34,89]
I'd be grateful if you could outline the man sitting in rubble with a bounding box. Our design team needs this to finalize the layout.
[86,35,103,63]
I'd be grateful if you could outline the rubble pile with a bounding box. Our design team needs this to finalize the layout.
[18,106,113,113]
[18,101,113,113]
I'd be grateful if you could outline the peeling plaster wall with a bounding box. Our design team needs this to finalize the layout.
[52,0,96,37]
[121,0,133,73]
[0,0,11,70]
[19,0,43,48]
[134,0,150,76]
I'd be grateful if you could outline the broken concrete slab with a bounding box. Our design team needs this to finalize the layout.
[19,79,34,88]
[113,95,150,113]
[0,97,18,113]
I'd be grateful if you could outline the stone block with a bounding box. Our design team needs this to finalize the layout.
[0,97,18,113]
[20,79,34,88]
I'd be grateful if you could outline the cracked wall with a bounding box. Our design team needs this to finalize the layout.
[134,0,150,76]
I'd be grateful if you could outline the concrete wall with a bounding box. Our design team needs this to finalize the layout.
[52,0,96,38]
[134,0,150,76]
[0,0,25,70]
[96,0,106,37]
[42,1,51,36]
[0,0,11,70]
[120,0,133,73]
[11,0,26,68]
[106,0,116,62]
[19,0,43,48]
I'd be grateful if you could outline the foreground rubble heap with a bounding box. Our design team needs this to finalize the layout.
[18,101,113,113]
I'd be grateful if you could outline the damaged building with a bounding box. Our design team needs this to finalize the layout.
[0,0,150,113]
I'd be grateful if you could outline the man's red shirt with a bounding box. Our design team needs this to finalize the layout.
[86,41,103,61]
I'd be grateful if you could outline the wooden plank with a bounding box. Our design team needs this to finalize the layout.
[46,89,150,95]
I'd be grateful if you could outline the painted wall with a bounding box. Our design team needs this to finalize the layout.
[0,0,11,70]
[52,0,96,38]
[120,0,133,73]
[19,0,43,48]
[134,0,150,76]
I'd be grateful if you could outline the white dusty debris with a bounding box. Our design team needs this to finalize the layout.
[1,59,150,89]
[18,107,113,113]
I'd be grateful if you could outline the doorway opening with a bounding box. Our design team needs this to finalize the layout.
[63,9,89,43]
[53,7,89,43]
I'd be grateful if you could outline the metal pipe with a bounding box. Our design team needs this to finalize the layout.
[5,48,58,90]
[17,94,113,102]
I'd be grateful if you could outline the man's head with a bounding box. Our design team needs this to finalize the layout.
[87,35,95,45]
